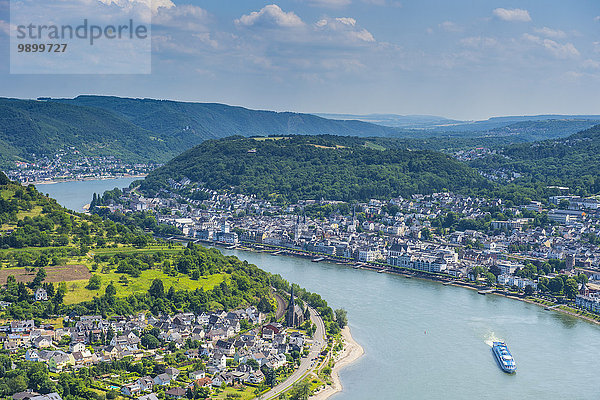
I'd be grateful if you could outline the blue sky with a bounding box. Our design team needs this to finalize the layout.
[1,0,599,119]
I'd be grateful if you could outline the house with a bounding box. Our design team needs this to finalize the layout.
[48,351,73,372]
[247,370,265,384]
[194,377,212,388]
[138,394,159,400]
[34,288,48,302]
[11,320,34,333]
[188,370,205,380]
[215,340,235,356]
[29,394,62,400]
[12,391,41,400]
[165,388,186,399]
[211,373,231,388]
[32,335,53,349]
[165,367,180,380]
[25,349,40,362]
[153,373,171,386]
[121,383,141,397]
[4,341,18,353]
[136,377,154,392]
[69,342,86,353]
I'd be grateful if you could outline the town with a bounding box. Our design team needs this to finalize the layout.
[3,295,326,400]
[4,150,158,184]
[99,179,600,319]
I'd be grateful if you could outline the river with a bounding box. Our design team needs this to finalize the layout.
[218,249,600,400]
[34,177,139,212]
[43,179,600,399]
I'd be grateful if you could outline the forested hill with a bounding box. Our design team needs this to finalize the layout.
[140,136,492,202]
[0,98,173,164]
[55,96,398,140]
[470,124,600,196]
[0,96,400,165]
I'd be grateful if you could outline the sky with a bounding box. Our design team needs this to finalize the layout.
[1,0,600,120]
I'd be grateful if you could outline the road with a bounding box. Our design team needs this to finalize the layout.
[261,305,327,400]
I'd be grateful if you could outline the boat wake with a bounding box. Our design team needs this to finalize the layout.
[485,332,502,347]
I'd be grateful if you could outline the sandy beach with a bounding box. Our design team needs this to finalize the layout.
[310,326,364,400]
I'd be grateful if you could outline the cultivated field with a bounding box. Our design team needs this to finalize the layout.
[0,264,91,284]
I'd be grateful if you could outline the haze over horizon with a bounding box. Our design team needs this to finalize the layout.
[1,0,600,120]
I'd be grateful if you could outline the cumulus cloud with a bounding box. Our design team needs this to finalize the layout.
[315,17,375,42]
[534,27,566,39]
[523,33,579,59]
[153,4,210,31]
[438,21,462,32]
[493,8,531,22]
[235,4,305,28]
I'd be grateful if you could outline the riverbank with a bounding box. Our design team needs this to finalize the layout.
[222,243,600,328]
[29,174,147,186]
[310,327,364,400]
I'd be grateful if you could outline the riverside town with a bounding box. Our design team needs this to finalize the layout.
[93,177,600,323]
[3,0,600,398]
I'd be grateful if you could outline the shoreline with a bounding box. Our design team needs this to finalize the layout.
[28,174,147,186]
[310,326,364,400]
[217,244,600,328]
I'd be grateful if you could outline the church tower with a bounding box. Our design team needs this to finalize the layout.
[286,285,296,327]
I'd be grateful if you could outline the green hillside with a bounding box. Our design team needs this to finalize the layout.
[0,98,178,163]
[470,124,600,196]
[140,135,492,202]
[0,172,337,334]
[55,95,400,140]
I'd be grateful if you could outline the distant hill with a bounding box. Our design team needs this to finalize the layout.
[315,113,463,129]
[470,124,600,196]
[319,113,600,142]
[140,135,492,202]
[2,95,597,167]
[0,98,173,164]
[0,96,406,165]
[51,95,402,144]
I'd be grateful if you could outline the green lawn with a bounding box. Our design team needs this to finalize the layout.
[211,386,257,400]
[63,268,227,304]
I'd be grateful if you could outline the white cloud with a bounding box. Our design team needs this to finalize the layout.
[493,8,531,22]
[0,19,10,36]
[460,36,498,48]
[523,33,579,59]
[97,0,174,14]
[582,59,600,69]
[315,17,375,42]
[153,5,209,31]
[439,21,462,32]
[235,4,305,28]
[595,16,600,22]
[534,27,566,39]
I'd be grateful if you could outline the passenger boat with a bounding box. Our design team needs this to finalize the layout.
[492,342,516,373]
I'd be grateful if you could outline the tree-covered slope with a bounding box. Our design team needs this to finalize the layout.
[0,98,175,163]
[55,95,400,140]
[140,135,492,201]
[470,124,600,196]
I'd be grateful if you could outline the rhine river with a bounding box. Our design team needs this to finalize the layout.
[35,177,139,212]
[44,179,600,399]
